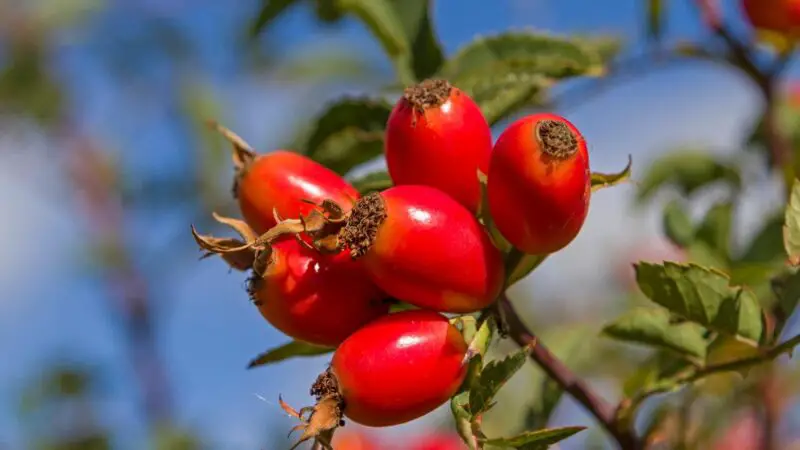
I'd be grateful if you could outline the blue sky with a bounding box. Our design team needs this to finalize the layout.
[0,1,795,449]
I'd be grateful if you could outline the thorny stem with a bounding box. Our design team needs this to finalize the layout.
[499,294,642,450]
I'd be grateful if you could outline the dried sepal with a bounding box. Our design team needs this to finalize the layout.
[290,395,340,449]
[280,368,346,450]
[211,212,259,242]
[206,120,257,171]
[190,225,254,271]
[206,120,258,199]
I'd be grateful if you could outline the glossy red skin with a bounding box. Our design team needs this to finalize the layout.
[742,0,800,34]
[238,151,359,234]
[362,185,504,313]
[487,113,590,255]
[385,87,492,212]
[254,238,388,347]
[331,310,468,427]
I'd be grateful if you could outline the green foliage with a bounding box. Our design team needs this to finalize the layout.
[451,391,481,450]
[621,350,691,399]
[251,0,443,84]
[784,180,800,263]
[602,307,707,362]
[302,97,392,175]
[439,32,612,83]
[695,201,733,262]
[480,426,585,449]
[349,171,393,194]
[591,155,633,192]
[391,0,444,80]
[662,200,694,247]
[772,270,800,330]
[246,341,334,368]
[438,32,622,125]
[452,318,494,449]
[506,254,547,287]
[469,345,531,417]
[635,262,763,343]
[636,150,741,203]
[739,211,785,264]
[0,39,63,124]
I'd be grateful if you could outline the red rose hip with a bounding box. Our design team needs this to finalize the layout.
[191,215,388,348]
[249,238,389,347]
[741,0,800,36]
[211,122,359,234]
[487,113,591,255]
[317,310,468,427]
[385,79,492,212]
[338,185,505,313]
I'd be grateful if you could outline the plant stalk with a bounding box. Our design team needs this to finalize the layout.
[499,294,642,450]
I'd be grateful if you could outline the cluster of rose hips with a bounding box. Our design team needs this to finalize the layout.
[192,78,591,448]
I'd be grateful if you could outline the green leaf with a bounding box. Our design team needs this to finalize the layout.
[440,32,612,83]
[470,344,531,417]
[391,0,444,80]
[636,150,741,203]
[602,307,707,361]
[463,73,550,126]
[591,155,633,192]
[507,253,547,287]
[739,211,785,264]
[246,341,334,368]
[772,270,800,326]
[570,35,624,65]
[784,180,800,264]
[303,97,392,175]
[451,391,480,450]
[662,199,694,247]
[646,0,666,43]
[635,262,764,343]
[336,0,415,84]
[695,201,733,261]
[481,426,585,449]
[349,170,393,194]
[706,334,760,372]
[250,0,301,36]
[622,350,691,398]
[438,32,619,126]
[478,170,512,251]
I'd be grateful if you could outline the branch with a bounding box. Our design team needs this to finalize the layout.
[499,294,642,450]
[691,0,794,182]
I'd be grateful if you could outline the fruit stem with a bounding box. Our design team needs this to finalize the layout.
[499,293,643,450]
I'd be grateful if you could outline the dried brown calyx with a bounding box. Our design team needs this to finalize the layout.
[535,119,579,160]
[262,199,351,255]
[403,78,453,115]
[191,212,284,307]
[206,120,258,199]
[338,192,387,259]
[191,212,269,273]
[281,368,345,450]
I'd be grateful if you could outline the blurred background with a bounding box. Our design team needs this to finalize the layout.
[0,0,797,449]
